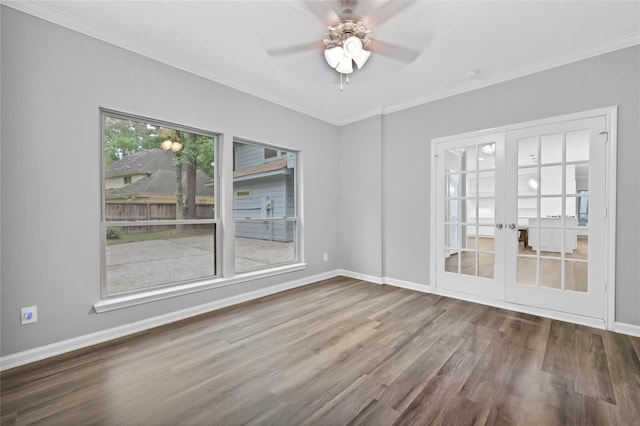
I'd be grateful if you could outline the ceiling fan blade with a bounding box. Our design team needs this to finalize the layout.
[302,1,341,25]
[363,0,416,28]
[266,40,325,58]
[368,39,421,63]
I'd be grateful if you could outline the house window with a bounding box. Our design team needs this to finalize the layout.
[233,139,299,273]
[264,148,278,159]
[101,109,218,297]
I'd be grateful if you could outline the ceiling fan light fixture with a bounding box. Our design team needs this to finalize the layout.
[353,48,371,69]
[343,36,363,59]
[336,55,354,74]
[324,46,344,68]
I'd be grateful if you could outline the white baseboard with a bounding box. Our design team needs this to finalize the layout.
[613,321,640,337]
[336,269,383,284]
[4,269,637,371]
[0,269,341,372]
[433,287,607,329]
[382,277,433,293]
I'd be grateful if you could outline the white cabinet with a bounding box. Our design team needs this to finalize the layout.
[528,217,577,253]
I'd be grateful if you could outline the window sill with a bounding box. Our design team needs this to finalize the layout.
[93,263,307,313]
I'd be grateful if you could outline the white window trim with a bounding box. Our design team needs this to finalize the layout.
[93,262,307,313]
[98,111,305,312]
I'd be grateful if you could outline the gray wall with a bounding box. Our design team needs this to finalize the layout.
[2,7,639,359]
[377,45,639,324]
[0,7,340,356]
[338,115,383,278]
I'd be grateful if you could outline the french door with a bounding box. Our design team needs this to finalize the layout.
[435,132,506,300]
[435,113,609,320]
[505,116,606,318]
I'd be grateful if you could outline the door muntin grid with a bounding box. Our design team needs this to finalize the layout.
[516,130,590,292]
[444,142,497,279]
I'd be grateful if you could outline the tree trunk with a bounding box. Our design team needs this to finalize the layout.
[175,161,185,221]
[185,134,197,220]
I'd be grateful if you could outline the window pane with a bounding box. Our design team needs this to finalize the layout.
[478,143,496,170]
[447,200,460,223]
[104,115,216,220]
[461,251,477,276]
[105,223,215,295]
[478,171,495,197]
[518,198,537,226]
[540,258,562,289]
[235,221,296,273]
[477,226,495,251]
[465,173,477,197]
[446,174,461,197]
[462,225,476,250]
[540,133,563,164]
[541,166,563,195]
[566,130,589,162]
[233,140,298,273]
[445,250,459,273]
[478,199,495,225]
[103,112,217,297]
[464,146,477,171]
[518,167,538,196]
[478,252,495,279]
[540,197,563,218]
[518,137,538,166]
[565,261,588,292]
[463,199,476,224]
[517,256,537,285]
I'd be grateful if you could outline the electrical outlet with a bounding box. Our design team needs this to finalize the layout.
[21,306,37,325]
[323,253,328,262]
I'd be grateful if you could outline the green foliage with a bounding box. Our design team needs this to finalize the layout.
[175,132,215,178]
[104,115,215,177]
[106,228,121,240]
[104,116,163,165]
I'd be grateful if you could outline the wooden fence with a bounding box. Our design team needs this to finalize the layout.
[106,203,214,233]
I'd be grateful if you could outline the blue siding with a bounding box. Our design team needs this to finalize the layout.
[234,172,295,241]
[234,143,285,170]
[233,142,295,242]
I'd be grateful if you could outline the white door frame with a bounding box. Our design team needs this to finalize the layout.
[430,106,617,329]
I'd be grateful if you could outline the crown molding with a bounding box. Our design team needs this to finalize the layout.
[3,2,639,127]
[1,1,339,125]
[340,32,640,125]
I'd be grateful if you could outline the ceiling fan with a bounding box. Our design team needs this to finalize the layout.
[267,0,423,90]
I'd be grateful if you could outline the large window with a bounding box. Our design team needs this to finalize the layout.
[233,140,298,273]
[102,110,217,297]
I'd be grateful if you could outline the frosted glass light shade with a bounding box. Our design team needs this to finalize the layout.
[343,36,363,59]
[353,49,371,69]
[324,46,343,68]
[336,55,354,74]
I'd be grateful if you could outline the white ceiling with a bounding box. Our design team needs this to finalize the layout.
[6,1,639,126]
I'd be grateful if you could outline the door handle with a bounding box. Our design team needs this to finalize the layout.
[495,223,503,230]
[509,223,516,230]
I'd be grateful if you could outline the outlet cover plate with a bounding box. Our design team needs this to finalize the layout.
[21,306,38,325]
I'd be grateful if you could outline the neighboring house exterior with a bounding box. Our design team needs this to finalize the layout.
[105,148,214,213]
[233,144,295,242]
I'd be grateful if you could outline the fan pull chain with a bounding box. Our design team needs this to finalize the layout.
[340,73,344,91]
[346,74,350,85]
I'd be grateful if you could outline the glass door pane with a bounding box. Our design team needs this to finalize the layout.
[505,115,607,319]
[436,133,505,300]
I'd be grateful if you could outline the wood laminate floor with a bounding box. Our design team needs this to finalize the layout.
[2,277,639,425]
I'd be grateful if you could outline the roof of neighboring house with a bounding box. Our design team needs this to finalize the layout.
[234,159,288,178]
[106,149,214,200]
[106,148,175,178]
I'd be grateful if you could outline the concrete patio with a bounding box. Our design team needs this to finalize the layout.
[106,236,294,294]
